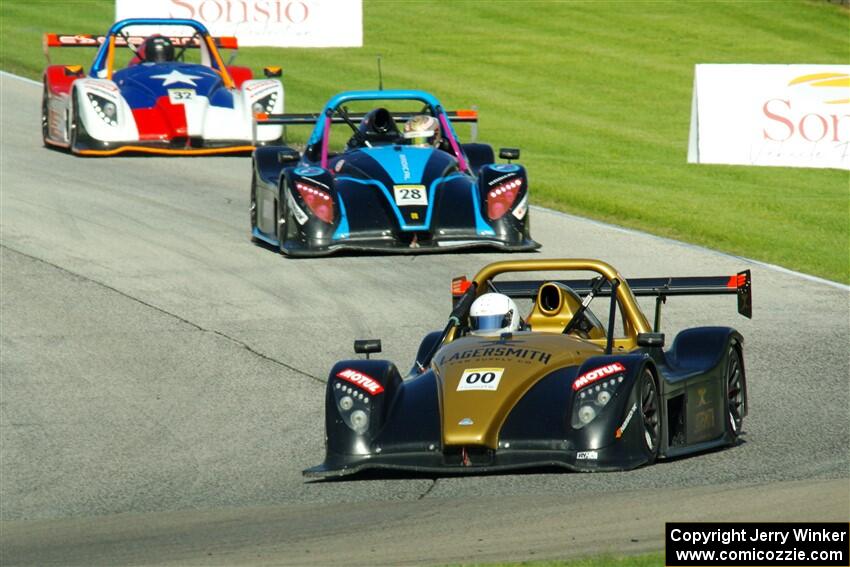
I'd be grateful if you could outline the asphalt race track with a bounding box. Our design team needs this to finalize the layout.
[1,73,848,566]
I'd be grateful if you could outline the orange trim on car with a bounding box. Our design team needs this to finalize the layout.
[451,276,471,296]
[205,35,234,89]
[76,145,254,156]
[217,36,239,49]
[725,273,747,288]
[105,35,116,79]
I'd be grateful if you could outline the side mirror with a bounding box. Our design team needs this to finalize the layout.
[499,148,520,162]
[354,339,382,359]
[264,66,282,78]
[277,147,300,164]
[637,332,665,348]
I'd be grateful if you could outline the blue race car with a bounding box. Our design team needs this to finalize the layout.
[250,90,540,255]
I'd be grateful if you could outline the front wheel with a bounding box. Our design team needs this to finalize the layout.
[41,86,50,145]
[250,175,260,244]
[639,368,661,464]
[68,91,87,153]
[276,186,289,254]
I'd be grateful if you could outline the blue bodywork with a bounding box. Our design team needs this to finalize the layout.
[251,89,538,255]
[111,63,234,109]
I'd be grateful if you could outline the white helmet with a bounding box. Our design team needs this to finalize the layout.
[469,293,521,336]
[403,114,441,148]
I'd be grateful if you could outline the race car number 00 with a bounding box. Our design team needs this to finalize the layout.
[168,89,196,104]
[457,368,504,392]
[393,185,428,207]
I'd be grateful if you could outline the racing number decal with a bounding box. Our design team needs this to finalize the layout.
[393,185,428,206]
[457,368,504,392]
[168,89,196,104]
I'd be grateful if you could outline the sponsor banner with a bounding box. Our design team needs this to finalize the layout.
[572,362,625,391]
[666,522,849,566]
[336,368,383,395]
[115,0,363,47]
[687,64,850,170]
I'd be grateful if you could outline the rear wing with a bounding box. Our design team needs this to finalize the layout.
[253,109,479,147]
[452,270,752,330]
[43,34,238,49]
[254,109,478,127]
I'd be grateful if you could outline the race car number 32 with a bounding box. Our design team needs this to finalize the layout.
[168,89,195,104]
[457,368,504,391]
[393,185,428,206]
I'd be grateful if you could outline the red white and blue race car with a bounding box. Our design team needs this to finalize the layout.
[41,18,284,156]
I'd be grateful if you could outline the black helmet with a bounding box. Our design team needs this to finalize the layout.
[140,35,175,63]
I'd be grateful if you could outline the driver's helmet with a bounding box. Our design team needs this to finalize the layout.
[138,35,175,64]
[469,293,521,336]
[403,114,441,148]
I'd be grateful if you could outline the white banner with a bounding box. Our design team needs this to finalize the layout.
[115,0,362,47]
[688,64,850,170]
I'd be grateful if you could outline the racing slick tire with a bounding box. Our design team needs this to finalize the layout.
[250,175,260,245]
[41,86,50,146]
[68,90,89,154]
[639,368,661,464]
[276,184,290,254]
[725,342,745,442]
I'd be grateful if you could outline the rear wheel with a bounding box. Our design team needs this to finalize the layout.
[725,345,745,441]
[640,369,661,463]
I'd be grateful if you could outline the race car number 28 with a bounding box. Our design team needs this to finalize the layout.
[457,368,504,392]
[168,89,196,104]
[393,185,428,206]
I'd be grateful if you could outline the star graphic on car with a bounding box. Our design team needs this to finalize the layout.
[150,69,203,86]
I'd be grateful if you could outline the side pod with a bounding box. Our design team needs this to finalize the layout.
[253,145,289,186]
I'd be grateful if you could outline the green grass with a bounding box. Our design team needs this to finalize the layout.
[443,552,664,567]
[1,0,848,282]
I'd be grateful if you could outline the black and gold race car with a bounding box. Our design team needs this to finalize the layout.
[304,259,752,477]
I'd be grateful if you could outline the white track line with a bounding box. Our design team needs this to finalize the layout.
[1,69,41,86]
[3,69,846,291]
[534,206,850,291]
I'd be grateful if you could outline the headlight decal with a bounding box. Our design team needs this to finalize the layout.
[86,93,118,126]
[571,366,626,429]
[486,177,523,220]
[333,368,382,435]
[294,181,334,224]
[251,92,279,116]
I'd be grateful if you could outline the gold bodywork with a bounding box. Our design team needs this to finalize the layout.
[435,334,603,448]
[526,282,606,339]
[436,259,652,449]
